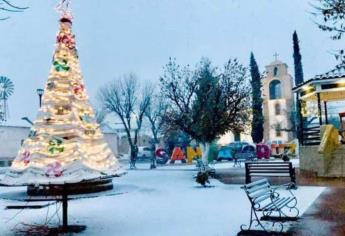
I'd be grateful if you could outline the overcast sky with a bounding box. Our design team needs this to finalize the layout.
[0,0,343,126]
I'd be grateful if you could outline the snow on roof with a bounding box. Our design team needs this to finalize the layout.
[314,65,345,80]
[293,65,345,91]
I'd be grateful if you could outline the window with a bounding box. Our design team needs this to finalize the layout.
[273,67,278,77]
[275,103,281,115]
[269,80,282,99]
[276,124,282,137]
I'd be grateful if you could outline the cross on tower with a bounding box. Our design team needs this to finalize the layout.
[273,52,279,61]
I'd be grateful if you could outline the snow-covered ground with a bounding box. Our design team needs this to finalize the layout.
[0,164,323,236]
[155,158,300,171]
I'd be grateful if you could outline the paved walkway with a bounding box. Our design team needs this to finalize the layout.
[216,166,345,236]
[289,187,345,236]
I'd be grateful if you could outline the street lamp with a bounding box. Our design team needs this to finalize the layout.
[21,116,33,125]
[36,88,44,107]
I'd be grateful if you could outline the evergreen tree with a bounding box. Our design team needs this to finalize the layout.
[293,31,304,86]
[250,53,264,143]
[293,31,304,142]
[191,59,222,144]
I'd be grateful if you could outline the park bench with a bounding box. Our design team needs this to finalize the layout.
[245,161,296,188]
[240,178,299,234]
[233,152,257,167]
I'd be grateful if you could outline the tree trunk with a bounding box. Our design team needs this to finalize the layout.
[153,132,159,145]
[129,144,138,169]
[200,142,211,167]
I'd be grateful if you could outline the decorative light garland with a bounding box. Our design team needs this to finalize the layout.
[2,6,120,185]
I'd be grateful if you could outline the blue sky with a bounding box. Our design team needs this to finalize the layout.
[0,0,343,126]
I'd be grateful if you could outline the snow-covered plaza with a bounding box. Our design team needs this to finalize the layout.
[0,163,324,236]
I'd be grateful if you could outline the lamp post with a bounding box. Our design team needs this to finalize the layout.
[21,117,33,126]
[36,88,44,107]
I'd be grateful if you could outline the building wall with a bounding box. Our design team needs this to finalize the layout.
[300,145,345,177]
[217,131,252,145]
[0,126,30,160]
[0,126,119,162]
[266,99,289,142]
[117,134,152,154]
[262,60,294,143]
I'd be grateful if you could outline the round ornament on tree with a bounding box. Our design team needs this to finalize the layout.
[48,137,65,155]
[53,59,70,72]
[19,151,30,165]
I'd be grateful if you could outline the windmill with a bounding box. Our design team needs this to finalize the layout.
[0,76,14,122]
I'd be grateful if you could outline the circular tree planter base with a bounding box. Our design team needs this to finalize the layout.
[27,178,113,196]
[17,225,87,234]
[49,225,87,234]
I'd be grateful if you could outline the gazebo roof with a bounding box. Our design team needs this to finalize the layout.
[293,65,345,91]
[293,65,345,101]
[314,65,345,80]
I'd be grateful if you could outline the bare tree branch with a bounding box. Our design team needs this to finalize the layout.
[94,107,107,125]
[98,74,151,168]
[0,0,28,20]
[2,0,28,10]
[145,88,169,143]
[160,57,250,144]
[312,0,345,63]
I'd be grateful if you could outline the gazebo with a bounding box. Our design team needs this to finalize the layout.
[292,65,345,145]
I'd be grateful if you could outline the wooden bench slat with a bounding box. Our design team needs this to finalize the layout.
[248,166,291,169]
[250,172,290,175]
[247,162,290,165]
[245,161,296,185]
[248,162,290,164]
[250,173,290,175]
[249,171,291,173]
[260,198,281,211]
[248,169,290,173]
[273,197,294,210]
[253,193,271,204]
[247,164,290,168]
[244,178,268,188]
[247,161,289,164]
[249,188,271,199]
[246,182,270,194]
[249,165,291,167]
[262,197,294,211]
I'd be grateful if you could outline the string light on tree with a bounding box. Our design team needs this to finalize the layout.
[1,0,121,186]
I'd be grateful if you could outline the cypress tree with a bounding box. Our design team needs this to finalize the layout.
[250,52,264,143]
[293,31,304,86]
[293,31,304,142]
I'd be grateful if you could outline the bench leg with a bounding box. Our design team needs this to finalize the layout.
[290,168,297,189]
[241,207,273,233]
[245,163,251,184]
[245,175,251,184]
[240,202,289,233]
[240,208,255,231]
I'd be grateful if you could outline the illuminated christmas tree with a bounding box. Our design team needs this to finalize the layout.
[1,8,121,190]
